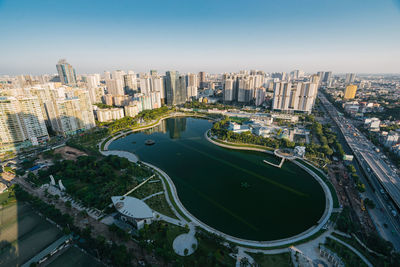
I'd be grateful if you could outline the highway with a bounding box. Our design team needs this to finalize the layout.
[319,92,400,249]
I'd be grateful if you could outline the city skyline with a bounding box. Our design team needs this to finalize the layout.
[1,0,400,75]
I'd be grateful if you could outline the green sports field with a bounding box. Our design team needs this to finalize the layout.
[0,199,62,266]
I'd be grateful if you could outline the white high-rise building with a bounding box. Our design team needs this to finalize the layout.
[186,73,198,98]
[112,70,126,81]
[223,76,236,102]
[45,89,95,136]
[152,76,165,101]
[104,71,111,80]
[139,77,152,95]
[106,79,125,96]
[87,74,101,88]
[0,96,49,152]
[150,91,162,109]
[272,82,318,114]
[255,88,266,106]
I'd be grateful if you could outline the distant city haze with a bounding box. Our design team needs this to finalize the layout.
[1,0,400,75]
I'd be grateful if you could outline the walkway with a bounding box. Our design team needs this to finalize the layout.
[172,223,198,256]
[141,191,163,201]
[101,150,138,163]
[329,235,373,267]
[123,174,155,196]
[263,157,285,168]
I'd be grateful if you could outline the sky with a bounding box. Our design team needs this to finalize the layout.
[0,0,399,75]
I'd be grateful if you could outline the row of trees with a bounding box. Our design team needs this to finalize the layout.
[347,164,366,192]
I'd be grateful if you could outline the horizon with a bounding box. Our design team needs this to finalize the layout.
[1,0,400,75]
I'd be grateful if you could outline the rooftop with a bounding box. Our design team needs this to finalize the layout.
[111,196,153,219]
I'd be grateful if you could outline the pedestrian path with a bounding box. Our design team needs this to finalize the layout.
[173,223,198,256]
[142,191,163,201]
[329,235,373,267]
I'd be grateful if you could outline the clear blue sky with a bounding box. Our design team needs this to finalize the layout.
[0,0,399,75]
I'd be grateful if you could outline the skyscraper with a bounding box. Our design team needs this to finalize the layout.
[272,82,318,114]
[186,73,198,99]
[323,71,332,83]
[0,96,49,152]
[199,71,206,88]
[165,71,187,105]
[345,73,356,84]
[124,74,137,94]
[56,59,77,85]
[223,75,236,102]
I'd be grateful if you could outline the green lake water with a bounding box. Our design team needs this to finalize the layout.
[109,117,325,241]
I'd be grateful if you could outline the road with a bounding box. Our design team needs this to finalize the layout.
[319,92,400,250]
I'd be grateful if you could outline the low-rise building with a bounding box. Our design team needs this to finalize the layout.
[97,108,124,122]
[364,117,380,131]
[111,196,154,230]
[228,122,251,133]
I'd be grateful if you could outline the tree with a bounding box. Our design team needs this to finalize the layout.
[184,248,188,256]
[240,257,250,267]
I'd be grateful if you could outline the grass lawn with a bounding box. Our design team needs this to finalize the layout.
[0,201,63,266]
[47,245,104,267]
[0,191,16,207]
[248,252,292,267]
[129,178,164,199]
[145,193,178,220]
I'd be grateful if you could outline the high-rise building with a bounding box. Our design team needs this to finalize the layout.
[56,59,77,85]
[106,79,125,96]
[344,84,357,99]
[186,73,198,99]
[87,86,105,104]
[345,73,356,84]
[0,96,49,152]
[104,71,111,80]
[223,75,236,102]
[86,74,100,88]
[45,89,95,136]
[199,71,206,88]
[255,88,266,106]
[112,70,126,81]
[124,74,137,94]
[165,71,187,105]
[152,76,165,101]
[237,75,254,103]
[139,77,152,95]
[272,82,318,114]
[323,71,332,83]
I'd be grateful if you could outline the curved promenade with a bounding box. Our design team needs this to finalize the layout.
[100,117,334,248]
